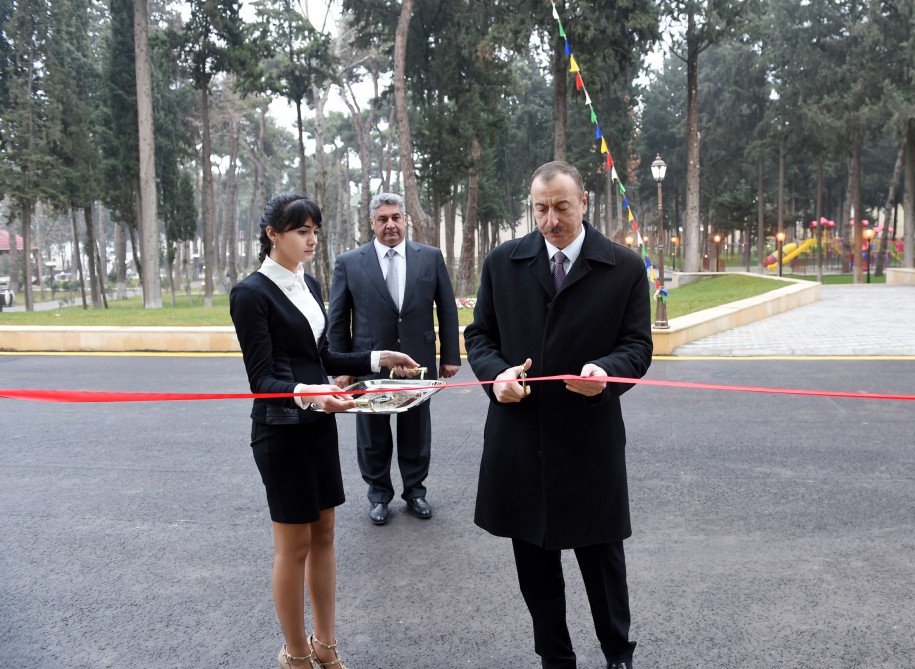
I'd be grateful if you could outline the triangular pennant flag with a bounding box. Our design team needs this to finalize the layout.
[600,138,608,154]
[659,288,668,302]
[606,153,612,170]
[564,39,571,56]
[552,2,559,20]
[575,73,583,90]
[569,55,579,72]
[590,108,597,123]
[623,196,630,209]
[595,123,602,140]
[558,21,566,38]
[584,91,591,105]
[607,153,614,168]
[611,166,620,182]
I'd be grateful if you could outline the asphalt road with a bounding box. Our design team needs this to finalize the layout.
[1,355,913,668]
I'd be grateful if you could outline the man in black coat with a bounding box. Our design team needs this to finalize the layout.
[328,193,461,525]
[464,161,653,669]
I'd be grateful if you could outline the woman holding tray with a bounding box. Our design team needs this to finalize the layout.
[230,192,418,669]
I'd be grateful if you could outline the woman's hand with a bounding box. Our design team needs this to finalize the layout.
[378,350,421,378]
[303,384,356,413]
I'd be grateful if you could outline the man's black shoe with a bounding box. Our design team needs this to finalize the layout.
[369,502,389,525]
[607,661,633,669]
[406,497,432,519]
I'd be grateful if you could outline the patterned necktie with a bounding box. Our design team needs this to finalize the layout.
[385,248,400,309]
[552,250,567,291]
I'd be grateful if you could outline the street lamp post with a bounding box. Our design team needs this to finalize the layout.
[671,236,678,271]
[650,154,669,329]
[713,234,722,272]
[863,227,875,284]
[776,231,786,278]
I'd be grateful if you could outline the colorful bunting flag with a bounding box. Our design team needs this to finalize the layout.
[550,2,666,309]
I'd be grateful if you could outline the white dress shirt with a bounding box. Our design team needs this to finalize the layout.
[258,256,325,342]
[544,223,586,276]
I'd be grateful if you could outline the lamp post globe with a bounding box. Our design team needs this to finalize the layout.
[863,227,875,284]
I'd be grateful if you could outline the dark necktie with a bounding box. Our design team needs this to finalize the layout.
[385,248,400,309]
[552,250,567,291]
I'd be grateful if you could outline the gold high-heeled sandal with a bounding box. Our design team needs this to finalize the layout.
[277,643,316,669]
[308,633,348,669]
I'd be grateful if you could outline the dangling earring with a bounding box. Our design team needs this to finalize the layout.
[272,242,277,249]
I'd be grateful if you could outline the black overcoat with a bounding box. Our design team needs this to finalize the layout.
[464,222,653,549]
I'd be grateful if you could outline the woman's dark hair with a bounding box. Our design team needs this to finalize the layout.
[258,192,323,262]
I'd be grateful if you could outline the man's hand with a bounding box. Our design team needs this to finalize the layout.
[494,358,532,404]
[564,363,607,397]
[378,350,421,378]
[334,375,354,389]
[439,363,460,379]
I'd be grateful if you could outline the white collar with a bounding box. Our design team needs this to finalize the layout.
[258,256,305,291]
[543,223,586,265]
[374,238,407,261]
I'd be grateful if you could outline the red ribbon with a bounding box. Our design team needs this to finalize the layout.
[1,374,913,403]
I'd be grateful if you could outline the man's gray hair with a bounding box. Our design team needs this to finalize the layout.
[370,192,406,220]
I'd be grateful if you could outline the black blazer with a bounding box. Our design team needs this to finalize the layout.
[230,271,371,425]
[327,240,461,378]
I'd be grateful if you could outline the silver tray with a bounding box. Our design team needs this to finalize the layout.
[308,378,446,414]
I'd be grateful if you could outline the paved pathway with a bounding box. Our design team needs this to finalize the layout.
[673,284,915,356]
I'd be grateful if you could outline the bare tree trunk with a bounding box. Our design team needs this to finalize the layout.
[225,115,240,287]
[134,0,161,308]
[83,205,101,307]
[777,142,785,242]
[342,75,376,237]
[201,85,216,307]
[604,169,613,238]
[22,203,34,310]
[850,139,863,283]
[458,139,481,296]
[904,122,915,268]
[70,209,88,309]
[552,37,567,161]
[295,98,308,194]
[757,157,765,269]
[815,158,824,282]
[382,106,395,193]
[445,186,457,281]
[841,160,853,273]
[683,9,701,272]
[115,221,128,299]
[393,0,433,243]
[875,144,904,276]
[312,84,332,289]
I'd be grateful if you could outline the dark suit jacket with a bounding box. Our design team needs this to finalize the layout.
[327,240,461,378]
[230,271,371,427]
[464,222,653,549]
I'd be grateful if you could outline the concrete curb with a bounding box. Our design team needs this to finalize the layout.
[0,274,821,355]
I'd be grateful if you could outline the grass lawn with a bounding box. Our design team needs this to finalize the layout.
[649,274,792,322]
[2,274,791,328]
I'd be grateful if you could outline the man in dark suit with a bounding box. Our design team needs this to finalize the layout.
[328,193,461,525]
[464,161,653,669]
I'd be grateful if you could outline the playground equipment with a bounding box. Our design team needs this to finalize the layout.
[765,238,818,271]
